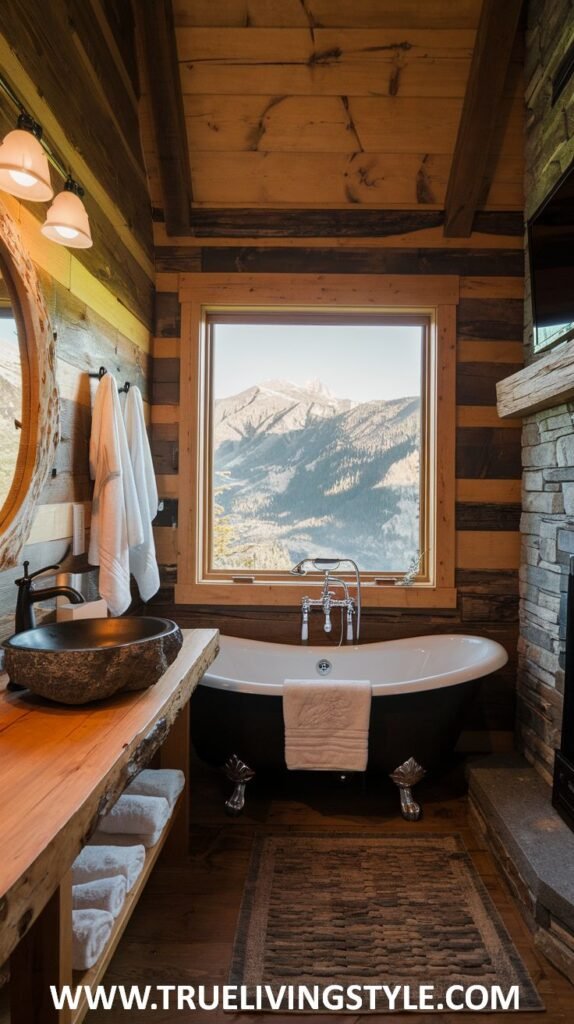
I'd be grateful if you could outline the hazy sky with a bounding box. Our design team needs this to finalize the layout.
[0,317,19,350]
[212,323,423,402]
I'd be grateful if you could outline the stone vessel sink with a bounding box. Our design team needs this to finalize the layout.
[2,617,184,704]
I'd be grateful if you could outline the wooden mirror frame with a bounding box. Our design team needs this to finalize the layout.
[0,198,59,569]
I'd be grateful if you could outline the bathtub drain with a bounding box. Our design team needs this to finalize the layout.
[316,658,332,676]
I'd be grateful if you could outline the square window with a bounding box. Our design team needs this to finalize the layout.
[207,313,430,580]
[175,274,457,609]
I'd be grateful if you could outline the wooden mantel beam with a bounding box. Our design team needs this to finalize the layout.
[444,0,523,237]
[139,0,193,236]
[497,340,574,419]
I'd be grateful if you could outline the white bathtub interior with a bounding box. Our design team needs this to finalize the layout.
[200,634,509,696]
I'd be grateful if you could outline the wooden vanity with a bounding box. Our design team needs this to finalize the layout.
[0,627,219,1024]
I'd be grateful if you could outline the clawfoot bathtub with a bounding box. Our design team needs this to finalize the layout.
[191,633,508,820]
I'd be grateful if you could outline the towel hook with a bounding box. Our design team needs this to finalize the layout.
[88,367,132,394]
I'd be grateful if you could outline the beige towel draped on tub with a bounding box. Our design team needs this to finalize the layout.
[283,679,371,771]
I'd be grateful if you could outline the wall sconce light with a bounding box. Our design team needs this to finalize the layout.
[0,113,54,202]
[0,73,93,250]
[41,177,93,249]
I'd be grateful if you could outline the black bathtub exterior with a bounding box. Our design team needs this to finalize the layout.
[191,677,480,775]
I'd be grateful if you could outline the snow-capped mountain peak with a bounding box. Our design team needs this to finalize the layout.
[212,381,422,572]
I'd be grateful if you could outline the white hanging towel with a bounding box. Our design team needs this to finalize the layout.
[88,374,144,616]
[122,385,160,602]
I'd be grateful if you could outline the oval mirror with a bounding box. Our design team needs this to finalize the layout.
[0,198,59,569]
[0,258,25,517]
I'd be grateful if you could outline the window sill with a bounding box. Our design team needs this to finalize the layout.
[174,583,458,609]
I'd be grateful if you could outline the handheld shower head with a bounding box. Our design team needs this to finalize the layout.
[290,557,344,576]
[312,558,341,573]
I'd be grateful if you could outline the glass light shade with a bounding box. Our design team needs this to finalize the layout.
[41,189,93,248]
[0,128,53,201]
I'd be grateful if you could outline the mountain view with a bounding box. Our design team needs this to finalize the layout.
[211,378,421,572]
[0,323,22,512]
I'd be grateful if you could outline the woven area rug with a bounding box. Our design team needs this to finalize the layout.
[229,832,543,1013]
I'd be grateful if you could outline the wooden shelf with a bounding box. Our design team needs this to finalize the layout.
[0,629,218,969]
[3,628,219,1024]
[71,794,183,1024]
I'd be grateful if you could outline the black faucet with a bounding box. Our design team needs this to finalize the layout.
[14,560,86,633]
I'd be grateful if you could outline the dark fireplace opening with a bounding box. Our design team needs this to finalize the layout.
[553,555,574,830]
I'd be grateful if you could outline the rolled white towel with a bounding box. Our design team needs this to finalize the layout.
[98,793,170,837]
[126,769,185,810]
[90,828,164,849]
[72,909,114,971]
[72,844,145,893]
[72,875,127,919]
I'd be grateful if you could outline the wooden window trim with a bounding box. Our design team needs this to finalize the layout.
[175,274,458,609]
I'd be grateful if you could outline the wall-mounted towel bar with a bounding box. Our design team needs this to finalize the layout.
[88,366,131,393]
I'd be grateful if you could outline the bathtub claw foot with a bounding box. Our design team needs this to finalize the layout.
[398,786,422,821]
[390,757,426,821]
[223,755,255,816]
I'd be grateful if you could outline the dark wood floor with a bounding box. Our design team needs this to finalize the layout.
[82,754,573,1023]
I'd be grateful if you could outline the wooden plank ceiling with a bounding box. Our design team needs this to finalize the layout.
[143,0,524,218]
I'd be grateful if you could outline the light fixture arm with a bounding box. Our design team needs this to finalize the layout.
[16,112,42,140]
[0,70,92,247]
[41,141,76,189]
[63,175,85,198]
[0,74,25,116]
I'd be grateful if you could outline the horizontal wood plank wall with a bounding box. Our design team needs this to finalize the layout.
[150,212,523,733]
[0,8,153,268]
[0,11,154,639]
[0,219,152,641]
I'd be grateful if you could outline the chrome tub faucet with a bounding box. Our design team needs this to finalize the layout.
[291,557,361,645]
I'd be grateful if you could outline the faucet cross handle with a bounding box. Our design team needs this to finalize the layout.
[15,561,60,586]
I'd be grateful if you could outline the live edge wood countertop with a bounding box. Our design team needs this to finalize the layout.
[0,627,219,966]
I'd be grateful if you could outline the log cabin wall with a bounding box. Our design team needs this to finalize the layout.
[510,0,574,783]
[0,3,154,640]
[146,1,526,741]
[151,233,523,739]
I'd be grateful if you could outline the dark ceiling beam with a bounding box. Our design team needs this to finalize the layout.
[139,0,193,236]
[444,0,523,237]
